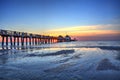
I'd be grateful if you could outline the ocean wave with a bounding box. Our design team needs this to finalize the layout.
[73,46,120,50]
[26,49,75,57]
[28,46,120,50]
[0,46,119,52]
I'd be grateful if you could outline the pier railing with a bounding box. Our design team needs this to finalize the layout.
[0,29,58,49]
[0,29,75,49]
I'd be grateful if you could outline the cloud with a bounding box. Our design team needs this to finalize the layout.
[45,24,120,38]
[48,24,120,32]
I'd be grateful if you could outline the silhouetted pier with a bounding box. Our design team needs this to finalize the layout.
[0,29,58,49]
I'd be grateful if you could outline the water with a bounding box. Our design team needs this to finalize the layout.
[0,41,120,80]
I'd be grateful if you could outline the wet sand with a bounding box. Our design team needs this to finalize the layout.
[0,41,120,80]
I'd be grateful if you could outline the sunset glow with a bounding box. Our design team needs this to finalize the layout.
[0,0,120,80]
[44,24,120,40]
[0,0,120,41]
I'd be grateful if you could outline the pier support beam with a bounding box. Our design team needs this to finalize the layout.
[32,38,34,45]
[50,38,52,44]
[26,37,27,46]
[35,38,37,45]
[21,37,24,46]
[2,36,5,46]
[17,37,19,46]
[40,38,41,44]
[10,36,12,47]
[6,36,8,47]
[29,38,31,46]
[14,37,16,46]
[38,38,40,45]
[45,39,47,44]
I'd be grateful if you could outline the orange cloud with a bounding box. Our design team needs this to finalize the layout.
[44,24,120,40]
[45,24,120,35]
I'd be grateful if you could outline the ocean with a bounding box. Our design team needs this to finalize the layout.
[0,41,120,80]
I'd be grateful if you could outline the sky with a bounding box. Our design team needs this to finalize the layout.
[0,0,120,40]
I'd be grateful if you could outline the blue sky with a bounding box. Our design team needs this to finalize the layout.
[0,0,120,40]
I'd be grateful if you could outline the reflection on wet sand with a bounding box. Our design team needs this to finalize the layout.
[55,52,81,63]
[116,51,120,61]
[0,41,120,80]
[44,63,75,73]
[97,58,120,71]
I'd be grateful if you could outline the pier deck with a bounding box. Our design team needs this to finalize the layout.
[0,29,58,49]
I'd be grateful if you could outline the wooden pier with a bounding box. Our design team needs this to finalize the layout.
[0,29,58,49]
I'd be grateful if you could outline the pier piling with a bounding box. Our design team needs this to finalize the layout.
[0,29,71,49]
